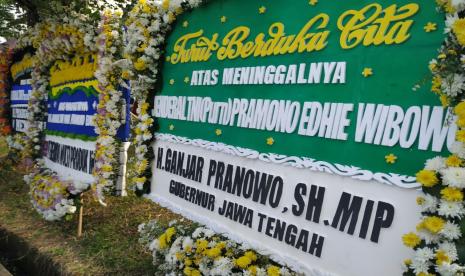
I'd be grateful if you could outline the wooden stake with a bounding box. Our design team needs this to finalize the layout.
[77,195,84,238]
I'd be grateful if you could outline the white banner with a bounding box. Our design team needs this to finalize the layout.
[149,139,421,276]
[43,135,96,183]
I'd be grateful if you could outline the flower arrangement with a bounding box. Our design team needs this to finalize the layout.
[0,47,12,137]
[123,0,202,193]
[11,8,127,219]
[25,161,89,221]
[402,1,465,275]
[92,9,127,203]
[138,220,300,276]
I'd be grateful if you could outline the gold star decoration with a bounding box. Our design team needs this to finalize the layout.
[266,137,274,146]
[169,79,175,85]
[184,77,190,84]
[166,56,171,62]
[424,22,437,32]
[309,0,318,6]
[182,21,189,27]
[169,124,175,131]
[259,6,266,14]
[362,67,373,77]
[385,153,397,164]
[220,16,227,23]
[215,129,222,136]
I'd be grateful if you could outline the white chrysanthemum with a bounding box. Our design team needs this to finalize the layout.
[445,13,459,33]
[425,157,446,171]
[452,0,465,11]
[441,167,465,188]
[256,268,267,276]
[438,241,458,262]
[418,229,440,244]
[182,237,193,250]
[209,257,234,275]
[441,74,465,97]
[436,263,464,276]
[414,247,435,263]
[438,200,465,218]
[420,193,438,213]
[440,222,462,240]
[192,227,205,238]
[450,141,465,158]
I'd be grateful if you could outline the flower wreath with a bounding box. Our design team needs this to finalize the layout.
[17,10,126,220]
[124,0,203,194]
[401,2,465,275]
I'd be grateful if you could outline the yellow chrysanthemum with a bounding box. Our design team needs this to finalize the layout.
[236,256,252,269]
[439,94,449,107]
[416,170,439,187]
[452,18,465,46]
[419,216,445,234]
[446,154,463,167]
[456,130,465,142]
[404,259,412,266]
[441,187,464,202]
[455,101,465,117]
[267,265,280,276]
[205,247,221,258]
[436,250,450,265]
[402,232,421,248]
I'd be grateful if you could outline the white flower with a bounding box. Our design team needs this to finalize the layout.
[412,248,434,273]
[420,193,438,213]
[441,167,465,188]
[441,74,465,97]
[452,0,465,11]
[438,200,465,218]
[436,263,465,276]
[450,141,465,158]
[438,241,458,262]
[425,157,446,171]
[445,13,459,33]
[440,222,462,240]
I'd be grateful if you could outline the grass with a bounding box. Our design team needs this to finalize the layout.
[0,142,183,275]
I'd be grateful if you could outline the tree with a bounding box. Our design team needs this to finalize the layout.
[0,0,130,39]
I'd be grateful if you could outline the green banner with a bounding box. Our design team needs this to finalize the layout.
[154,0,448,185]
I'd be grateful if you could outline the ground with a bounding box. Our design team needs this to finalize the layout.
[0,137,182,275]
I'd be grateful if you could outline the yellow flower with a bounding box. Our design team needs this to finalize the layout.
[266,137,274,145]
[248,265,258,276]
[416,170,439,187]
[457,117,465,128]
[404,259,412,266]
[416,196,425,205]
[436,250,450,265]
[446,154,462,167]
[385,153,397,164]
[267,265,280,276]
[134,58,147,71]
[362,67,373,77]
[418,216,445,234]
[456,130,465,142]
[236,256,252,269]
[454,101,465,117]
[244,251,257,261]
[441,187,464,202]
[165,227,176,241]
[206,247,222,258]
[417,273,434,276]
[439,94,449,107]
[196,239,208,253]
[424,22,437,32]
[452,18,465,46]
[402,232,421,248]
